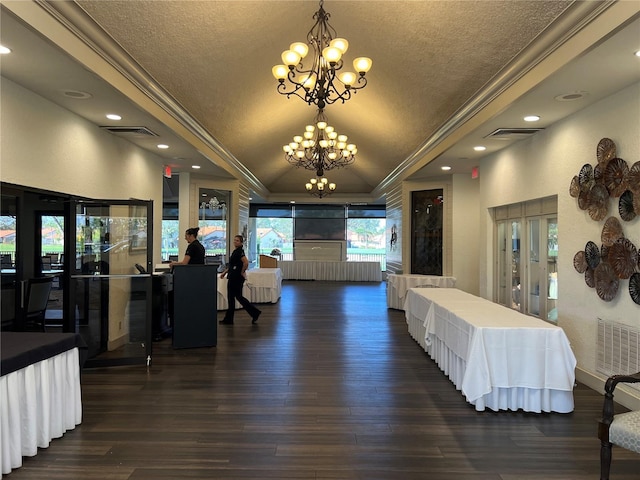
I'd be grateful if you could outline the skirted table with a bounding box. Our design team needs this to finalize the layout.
[404,288,577,413]
[1,332,86,477]
[217,268,282,310]
[280,261,382,281]
[386,274,457,309]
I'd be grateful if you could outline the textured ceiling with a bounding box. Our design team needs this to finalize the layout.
[72,0,572,198]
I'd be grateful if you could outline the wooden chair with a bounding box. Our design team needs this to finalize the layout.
[598,371,640,480]
[21,276,54,332]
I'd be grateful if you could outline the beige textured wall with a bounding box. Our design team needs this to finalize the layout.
[479,82,640,408]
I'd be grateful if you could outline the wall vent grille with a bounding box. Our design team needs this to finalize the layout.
[100,126,158,137]
[597,319,640,389]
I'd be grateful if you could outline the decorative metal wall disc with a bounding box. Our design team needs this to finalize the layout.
[629,273,640,305]
[585,267,596,288]
[601,217,623,247]
[596,138,616,167]
[628,161,640,195]
[585,241,600,269]
[569,176,580,198]
[573,251,588,273]
[601,244,610,263]
[579,163,595,190]
[594,262,619,302]
[630,273,640,305]
[619,190,636,221]
[604,157,629,197]
[594,163,605,185]
[588,183,609,220]
[608,238,638,279]
[578,189,590,210]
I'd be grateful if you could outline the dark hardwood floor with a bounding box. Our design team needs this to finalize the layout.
[10,281,640,479]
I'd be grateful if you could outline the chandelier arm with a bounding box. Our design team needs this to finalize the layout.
[277,82,312,103]
[322,87,352,105]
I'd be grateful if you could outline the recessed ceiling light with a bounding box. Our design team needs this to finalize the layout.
[61,89,92,99]
[524,115,540,122]
[635,50,640,57]
[554,91,589,102]
[290,200,296,204]
[192,165,201,169]
[441,166,452,171]
[473,145,486,151]
[157,144,169,149]
[0,45,11,54]
[106,114,121,121]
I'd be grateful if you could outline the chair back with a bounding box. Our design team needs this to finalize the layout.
[22,277,54,331]
[41,255,52,272]
[0,254,12,268]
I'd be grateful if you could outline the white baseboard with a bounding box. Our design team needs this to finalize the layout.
[576,367,640,411]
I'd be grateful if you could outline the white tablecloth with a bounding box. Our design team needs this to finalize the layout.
[280,261,382,281]
[404,288,576,413]
[386,274,457,309]
[217,268,282,310]
[0,348,82,477]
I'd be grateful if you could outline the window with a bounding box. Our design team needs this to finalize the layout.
[249,204,386,269]
[347,206,386,270]
[250,204,293,260]
[161,202,179,261]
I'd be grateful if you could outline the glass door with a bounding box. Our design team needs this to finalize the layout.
[527,219,541,316]
[526,216,558,322]
[547,218,558,322]
[495,219,522,312]
[66,199,153,367]
[1,190,19,331]
[37,213,64,329]
[510,220,522,312]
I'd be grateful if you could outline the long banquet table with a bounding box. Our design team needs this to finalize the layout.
[386,273,457,309]
[280,261,382,281]
[404,288,577,413]
[217,267,283,310]
[1,332,85,477]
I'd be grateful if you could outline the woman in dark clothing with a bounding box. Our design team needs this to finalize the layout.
[171,227,205,266]
[219,234,261,325]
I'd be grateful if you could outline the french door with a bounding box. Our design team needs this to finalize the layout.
[65,199,154,366]
[496,213,558,322]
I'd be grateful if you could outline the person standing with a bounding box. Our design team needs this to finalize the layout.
[219,234,261,325]
[170,227,205,266]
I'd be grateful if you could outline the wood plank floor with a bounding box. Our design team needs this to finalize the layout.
[10,281,640,479]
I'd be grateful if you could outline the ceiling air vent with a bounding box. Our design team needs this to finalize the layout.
[100,126,158,137]
[485,128,544,140]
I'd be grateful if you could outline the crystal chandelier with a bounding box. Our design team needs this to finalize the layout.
[200,196,225,212]
[306,177,336,198]
[283,109,357,176]
[271,0,372,109]
[200,196,226,222]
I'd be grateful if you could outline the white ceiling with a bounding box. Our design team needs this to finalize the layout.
[1,1,639,204]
